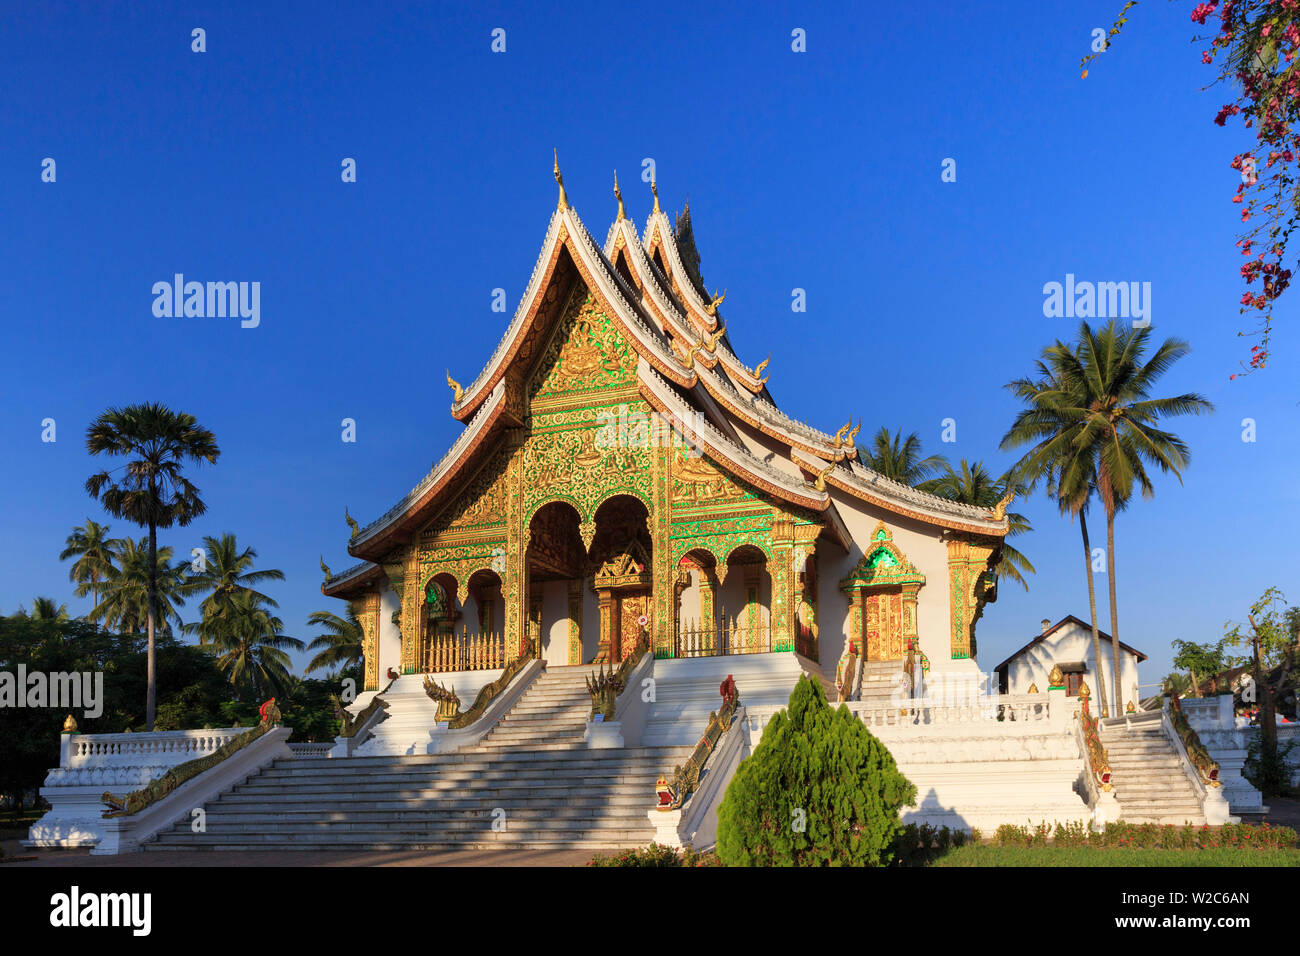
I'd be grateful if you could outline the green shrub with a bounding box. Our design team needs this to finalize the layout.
[715,675,916,866]
[586,843,720,867]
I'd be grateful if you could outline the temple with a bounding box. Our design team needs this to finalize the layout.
[322,158,1011,695]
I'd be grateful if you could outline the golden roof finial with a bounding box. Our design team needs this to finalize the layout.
[846,418,862,448]
[754,353,771,384]
[1048,664,1064,687]
[705,321,725,352]
[446,369,464,404]
[991,490,1015,521]
[683,342,703,370]
[651,176,660,215]
[705,288,726,317]
[614,170,625,222]
[62,713,78,733]
[814,461,836,492]
[553,148,568,211]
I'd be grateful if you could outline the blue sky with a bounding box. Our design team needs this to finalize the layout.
[1,1,1294,684]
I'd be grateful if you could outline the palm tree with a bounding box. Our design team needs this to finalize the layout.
[1004,321,1213,716]
[860,426,949,489]
[59,520,122,609]
[304,608,364,675]
[202,591,305,700]
[928,460,1036,591]
[187,532,285,623]
[84,403,220,730]
[1003,350,1113,714]
[27,597,70,621]
[90,538,192,636]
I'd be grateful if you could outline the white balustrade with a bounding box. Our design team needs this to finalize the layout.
[63,728,248,769]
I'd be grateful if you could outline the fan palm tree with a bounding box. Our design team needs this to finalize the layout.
[84,403,220,730]
[203,591,305,700]
[304,608,364,674]
[928,460,1036,591]
[188,532,285,623]
[1003,321,1213,716]
[860,426,949,489]
[90,538,192,636]
[58,520,122,609]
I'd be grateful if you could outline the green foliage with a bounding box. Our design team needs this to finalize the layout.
[586,843,720,867]
[1172,639,1227,696]
[984,820,1296,851]
[715,675,916,866]
[1244,732,1298,798]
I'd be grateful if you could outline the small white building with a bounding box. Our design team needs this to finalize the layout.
[993,615,1146,712]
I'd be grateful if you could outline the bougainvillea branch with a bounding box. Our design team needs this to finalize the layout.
[1084,0,1300,378]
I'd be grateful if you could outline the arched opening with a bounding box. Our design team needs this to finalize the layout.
[420,572,459,673]
[674,548,719,657]
[527,501,586,667]
[718,544,771,655]
[590,495,653,664]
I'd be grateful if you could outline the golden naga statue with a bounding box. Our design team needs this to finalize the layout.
[345,507,360,539]
[320,555,332,581]
[704,321,725,352]
[813,461,835,492]
[833,422,850,446]
[683,342,703,370]
[613,170,625,222]
[446,369,464,403]
[753,353,771,384]
[650,177,661,214]
[553,148,568,210]
[990,489,1016,521]
[705,288,727,317]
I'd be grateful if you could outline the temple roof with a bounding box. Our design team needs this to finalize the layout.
[324,178,1007,595]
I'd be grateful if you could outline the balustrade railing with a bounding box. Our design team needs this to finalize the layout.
[425,629,506,673]
[674,614,791,658]
[66,728,248,768]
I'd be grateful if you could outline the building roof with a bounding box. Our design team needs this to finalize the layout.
[325,178,1011,591]
[992,614,1149,674]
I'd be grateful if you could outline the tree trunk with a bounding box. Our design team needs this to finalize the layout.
[146,519,158,732]
[1251,615,1277,762]
[1080,510,1109,717]
[1106,505,1123,719]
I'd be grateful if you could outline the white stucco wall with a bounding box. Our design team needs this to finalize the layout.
[1001,620,1143,712]
[378,583,402,679]
[540,579,569,667]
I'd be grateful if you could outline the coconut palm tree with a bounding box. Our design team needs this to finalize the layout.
[84,403,220,730]
[928,460,1036,591]
[1003,321,1213,716]
[90,538,192,636]
[203,591,305,700]
[26,597,70,621]
[860,426,949,489]
[58,520,122,609]
[187,532,285,624]
[304,608,364,674]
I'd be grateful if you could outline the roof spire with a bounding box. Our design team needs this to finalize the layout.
[614,169,625,221]
[553,149,568,211]
[650,175,660,215]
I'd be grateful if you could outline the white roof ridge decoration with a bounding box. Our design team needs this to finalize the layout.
[641,209,719,328]
[605,218,697,346]
[353,380,507,546]
[839,455,1008,526]
[694,360,842,452]
[324,559,376,587]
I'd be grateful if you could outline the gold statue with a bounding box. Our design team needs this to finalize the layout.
[345,507,360,539]
[705,288,727,317]
[833,422,851,447]
[684,342,703,370]
[613,170,625,222]
[1048,664,1064,687]
[62,714,78,733]
[650,176,660,214]
[446,369,464,403]
[813,461,835,492]
[553,148,568,210]
[320,555,332,581]
[846,419,861,447]
[705,321,725,352]
[990,490,1015,521]
[753,353,771,381]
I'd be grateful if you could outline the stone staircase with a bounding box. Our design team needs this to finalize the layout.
[858,660,905,706]
[1102,715,1207,825]
[142,664,692,851]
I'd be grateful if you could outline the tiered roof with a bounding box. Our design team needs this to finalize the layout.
[324,169,1006,597]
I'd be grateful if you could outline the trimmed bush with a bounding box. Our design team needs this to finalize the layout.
[586,843,719,867]
[715,674,916,866]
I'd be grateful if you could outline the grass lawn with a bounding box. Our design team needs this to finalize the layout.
[932,845,1300,867]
